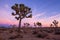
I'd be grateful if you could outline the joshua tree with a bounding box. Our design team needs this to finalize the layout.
[23,23,26,27]
[52,20,58,27]
[24,23,30,27]
[26,23,30,27]
[11,4,32,32]
[36,22,42,27]
[34,22,36,27]
[50,24,53,27]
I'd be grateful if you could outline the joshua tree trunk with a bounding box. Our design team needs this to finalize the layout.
[18,17,21,32]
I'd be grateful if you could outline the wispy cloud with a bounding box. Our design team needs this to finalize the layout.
[22,12,46,26]
[0,7,18,25]
[4,4,9,9]
[33,13,45,18]
[37,13,60,27]
[22,12,60,27]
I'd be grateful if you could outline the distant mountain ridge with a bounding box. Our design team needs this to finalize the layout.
[0,24,10,28]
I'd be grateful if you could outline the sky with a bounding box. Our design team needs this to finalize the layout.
[0,0,60,27]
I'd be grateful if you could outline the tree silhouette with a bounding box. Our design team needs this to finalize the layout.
[50,24,53,27]
[23,23,30,27]
[52,20,58,27]
[11,4,32,32]
[26,23,30,27]
[23,23,26,27]
[34,22,37,27]
[36,22,42,27]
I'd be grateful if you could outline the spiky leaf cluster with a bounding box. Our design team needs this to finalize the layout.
[11,4,32,20]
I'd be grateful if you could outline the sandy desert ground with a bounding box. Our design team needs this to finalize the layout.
[0,27,60,40]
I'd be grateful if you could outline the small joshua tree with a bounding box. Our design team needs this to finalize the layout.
[24,23,30,27]
[11,4,32,32]
[50,24,53,27]
[36,22,42,27]
[26,23,30,27]
[34,22,36,27]
[52,20,58,27]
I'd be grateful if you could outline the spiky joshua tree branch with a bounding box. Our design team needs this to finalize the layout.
[52,20,58,27]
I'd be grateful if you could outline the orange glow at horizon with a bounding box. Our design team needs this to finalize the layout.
[0,18,60,27]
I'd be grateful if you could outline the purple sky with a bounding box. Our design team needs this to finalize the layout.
[0,0,60,27]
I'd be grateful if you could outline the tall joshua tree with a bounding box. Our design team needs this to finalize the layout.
[11,4,32,32]
[52,20,58,27]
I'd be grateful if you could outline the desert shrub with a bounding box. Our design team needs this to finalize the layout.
[36,32,48,38]
[9,35,23,39]
[39,29,43,32]
[54,29,60,35]
[44,29,53,33]
[9,30,13,33]
[0,37,3,40]
[14,29,19,32]
[0,31,3,33]
[32,30,38,34]
[9,36,15,39]
[36,34,43,38]
[36,33,48,38]
[16,34,23,38]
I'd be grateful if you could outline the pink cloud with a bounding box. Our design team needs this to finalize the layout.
[0,18,18,25]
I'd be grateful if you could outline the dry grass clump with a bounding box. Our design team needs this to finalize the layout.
[32,29,48,38]
[43,29,53,33]
[54,29,60,35]
[0,27,60,40]
[36,31,48,38]
[32,30,38,35]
